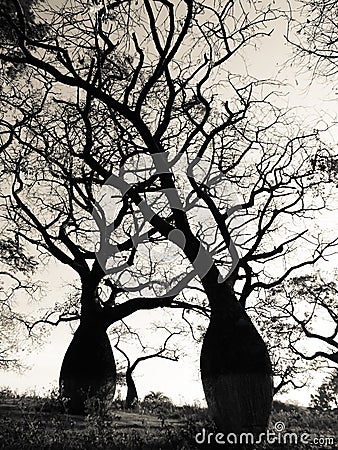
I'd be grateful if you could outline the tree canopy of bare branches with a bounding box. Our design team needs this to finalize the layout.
[0,0,336,429]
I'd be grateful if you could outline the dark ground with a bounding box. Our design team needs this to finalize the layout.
[0,392,336,449]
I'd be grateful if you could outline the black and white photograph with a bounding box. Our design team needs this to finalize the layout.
[0,0,337,448]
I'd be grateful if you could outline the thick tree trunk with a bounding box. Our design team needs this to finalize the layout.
[59,322,116,415]
[125,368,138,409]
[200,283,273,438]
[59,275,117,415]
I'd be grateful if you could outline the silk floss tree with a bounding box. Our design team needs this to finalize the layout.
[0,0,336,435]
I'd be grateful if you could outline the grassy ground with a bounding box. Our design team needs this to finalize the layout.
[0,389,336,449]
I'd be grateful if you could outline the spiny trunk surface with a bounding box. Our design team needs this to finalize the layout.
[200,286,273,437]
[59,323,116,415]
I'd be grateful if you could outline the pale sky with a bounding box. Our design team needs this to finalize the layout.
[0,0,337,407]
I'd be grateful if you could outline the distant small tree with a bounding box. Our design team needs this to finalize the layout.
[311,369,338,411]
[115,328,181,409]
[143,391,173,414]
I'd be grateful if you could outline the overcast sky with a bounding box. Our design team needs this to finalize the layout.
[0,0,337,406]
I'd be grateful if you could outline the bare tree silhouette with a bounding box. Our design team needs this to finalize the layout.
[0,0,336,434]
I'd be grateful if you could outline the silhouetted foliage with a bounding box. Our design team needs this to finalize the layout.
[311,370,338,411]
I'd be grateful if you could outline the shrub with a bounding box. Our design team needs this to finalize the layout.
[311,370,338,411]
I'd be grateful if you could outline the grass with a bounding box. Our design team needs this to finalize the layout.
[0,388,336,449]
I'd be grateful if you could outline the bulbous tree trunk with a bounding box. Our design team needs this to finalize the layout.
[125,368,138,409]
[59,322,116,414]
[59,282,117,415]
[200,284,273,437]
